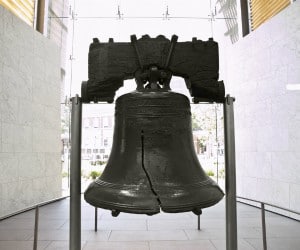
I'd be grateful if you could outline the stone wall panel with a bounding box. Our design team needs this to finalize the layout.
[225,2,300,216]
[0,6,61,217]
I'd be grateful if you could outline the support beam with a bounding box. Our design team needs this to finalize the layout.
[261,203,267,250]
[36,0,46,34]
[224,95,237,250]
[95,207,98,232]
[240,0,250,36]
[70,95,82,250]
[33,206,39,250]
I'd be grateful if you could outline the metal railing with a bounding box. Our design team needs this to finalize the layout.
[237,196,300,250]
[2,193,300,250]
[0,196,69,221]
[0,196,69,250]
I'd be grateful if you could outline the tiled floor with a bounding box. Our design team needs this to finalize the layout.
[0,197,299,250]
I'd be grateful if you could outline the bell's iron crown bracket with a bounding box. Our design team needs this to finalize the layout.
[131,34,174,91]
[81,34,225,104]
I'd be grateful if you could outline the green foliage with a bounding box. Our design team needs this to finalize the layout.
[62,171,68,178]
[90,171,102,180]
[96,160,106,165]
[192,113,201,130]
[206,170,215,177]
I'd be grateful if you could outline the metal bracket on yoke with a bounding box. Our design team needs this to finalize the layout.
[131,34,177,91]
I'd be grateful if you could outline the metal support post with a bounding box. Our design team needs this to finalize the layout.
[33,206,39,250]
[197,215,201,230]
[70,95,82,250]
[95,207,98,232]
[261,203,267,250]
[224,95,237,250]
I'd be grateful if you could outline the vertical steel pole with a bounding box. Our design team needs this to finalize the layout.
[215,104,219,184]
[261,203,267,250]
[33,206,39,250]
[197,215,200,230]
[224,95,237,250]
[70,95,82,250]
[95,207,98,232]
[36,0,46,34]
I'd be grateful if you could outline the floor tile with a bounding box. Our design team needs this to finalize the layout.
[149,240,216,250]
[83,230,111,241]
[211,238,256,250]
[245,238,300,250]
[255,224,300,238]
[147,218,197,230]
[0,229,33,240]
[60,218,147,230]
[185,228,225,240]
[44,240,86,249]
[185,226,262,240]
[109,230,188,241]
[0,218,67,230]
[195,218,226,229]
[0,240,50,250]
[83,241,149,250]
[29,229,69,241]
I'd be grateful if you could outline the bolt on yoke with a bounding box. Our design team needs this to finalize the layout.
[135,66,172,91]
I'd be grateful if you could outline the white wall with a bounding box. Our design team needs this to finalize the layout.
[224,2,300,219]
[0,6,62,217]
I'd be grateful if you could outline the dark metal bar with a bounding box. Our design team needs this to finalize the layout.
[33,206,39,250]
[237,196,300,216]
[36,0,46,34]
[240,0,250,36]
[197,215,200,230]
[215,104,219,184]
[48,15,237,20]
[95,207,98,232]
[70,95,82,250]
[223,95,237,250]
[261,203,267,250]
[164,35,178,68]
[131,35,143,69]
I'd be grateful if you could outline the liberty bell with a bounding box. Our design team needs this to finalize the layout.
[84,65,224,216]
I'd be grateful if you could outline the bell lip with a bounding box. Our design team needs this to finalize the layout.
[160,195,224,213]
[84,179,224,215]
[157,183,225,213]
[84,194,160,215]
[84,184,224,215]
[84,181,161,215]
[85,193,224,215]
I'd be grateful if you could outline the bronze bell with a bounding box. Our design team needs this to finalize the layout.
[84,67,224,216]
[84,72,224,216]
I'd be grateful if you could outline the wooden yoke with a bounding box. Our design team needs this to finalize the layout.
[81,35,225,103]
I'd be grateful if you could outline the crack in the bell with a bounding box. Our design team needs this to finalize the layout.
[141,130,162,207]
